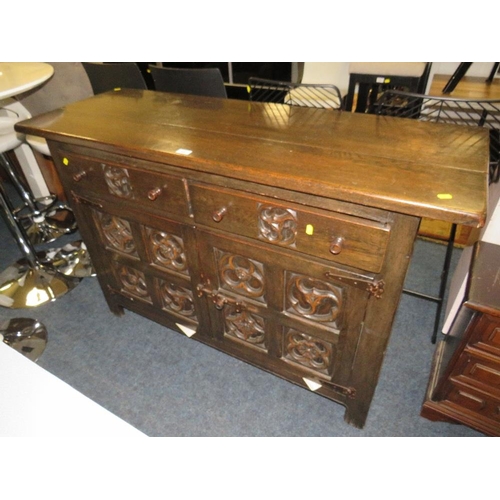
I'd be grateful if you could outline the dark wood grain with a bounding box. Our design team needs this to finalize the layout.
[16,90,490,430]
[16,89,488,226]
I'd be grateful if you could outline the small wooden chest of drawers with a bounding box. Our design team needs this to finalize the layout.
[422,241,500,436]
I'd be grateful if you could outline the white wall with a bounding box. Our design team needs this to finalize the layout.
[301,62,498,97]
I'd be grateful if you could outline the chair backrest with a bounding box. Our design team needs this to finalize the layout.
[376,89,500,183]
[248,77,342,110]
[82,62,147,94]
[149,65,227,98]
[19,62,93,116]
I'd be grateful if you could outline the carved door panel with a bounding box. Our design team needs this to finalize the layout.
[70,194,202,331]
[195,230,373,385]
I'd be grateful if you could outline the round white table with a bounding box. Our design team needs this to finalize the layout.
[0,62,54,100]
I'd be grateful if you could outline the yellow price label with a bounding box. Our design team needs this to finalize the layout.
[62,157,69,166]
[437,193,453,200]
[305,224,314,235]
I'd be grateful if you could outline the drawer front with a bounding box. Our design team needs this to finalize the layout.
[445,383,500,425]
[453,350,500,397]
[190,184,390,273]
[469,313,500,358]
[55,151,190,218]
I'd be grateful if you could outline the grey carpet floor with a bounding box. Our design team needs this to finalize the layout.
[0,204,484,436]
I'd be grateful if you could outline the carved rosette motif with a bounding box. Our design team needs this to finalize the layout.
[97,212,137,256]
[217,250,265,302]
[102,164,133,199]
[146,228,188,275]
[159,280,197,320]
[258,205,297,247]
[286,272,342,329]
[284,329,332,375]
[224,305,266,349]
[117,265,150,301]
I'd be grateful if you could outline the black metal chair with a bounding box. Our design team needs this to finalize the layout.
[148,65,227,98]
[82,62,147,94]
[376,90,500,343]
[377,90,500,183]
[442,62,500,93]
[248,77,343,109]
[345,62,432,113]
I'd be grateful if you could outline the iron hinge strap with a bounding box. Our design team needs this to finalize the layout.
[196,283,246,312]
[325,380,356,398]
[71,191,104,209]
[324,270,385,299]
[305,377,357,399]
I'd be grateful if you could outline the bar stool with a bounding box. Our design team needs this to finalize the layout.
[23,133,95,280]
[344,62,431,113]
[0,177,80,308]
[0,99,77,245]
[0,112,95,309]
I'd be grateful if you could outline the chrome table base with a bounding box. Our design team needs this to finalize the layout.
[0,262,80,309]
[0,242,95,309]
[0,317,48,362]
[38,241,96,279]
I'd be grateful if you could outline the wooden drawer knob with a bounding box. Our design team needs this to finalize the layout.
[329,236,344,255]
[148,187,163,201]
[73,171,87,182]
[212,206,228,222]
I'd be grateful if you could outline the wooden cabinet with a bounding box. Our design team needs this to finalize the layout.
[16,90,488,429]
[422,242,500,436]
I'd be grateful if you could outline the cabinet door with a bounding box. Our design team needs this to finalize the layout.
[70,194,203,333]
[195,230,373,390]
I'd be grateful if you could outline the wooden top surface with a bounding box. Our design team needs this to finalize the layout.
[16,89,489,226]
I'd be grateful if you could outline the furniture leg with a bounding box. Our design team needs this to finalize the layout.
[486,62,500,84]
[442,63,473,93]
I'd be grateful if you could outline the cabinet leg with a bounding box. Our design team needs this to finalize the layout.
[108,302,125,317]
[343,400,370,429]
[102,291,125,316]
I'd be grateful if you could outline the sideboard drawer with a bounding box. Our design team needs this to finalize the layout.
[57,152,190,218]
[190,183,390,273]
[469,313,500,358]
[453,350,500,397]
[446,382,500,424]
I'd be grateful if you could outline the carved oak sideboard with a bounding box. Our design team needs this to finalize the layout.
[16,90,488,428]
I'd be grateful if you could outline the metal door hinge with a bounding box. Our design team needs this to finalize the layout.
[196,282,245,312]
[71,191,104,209]
[324,270,385,298]
[303,376,356,398]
